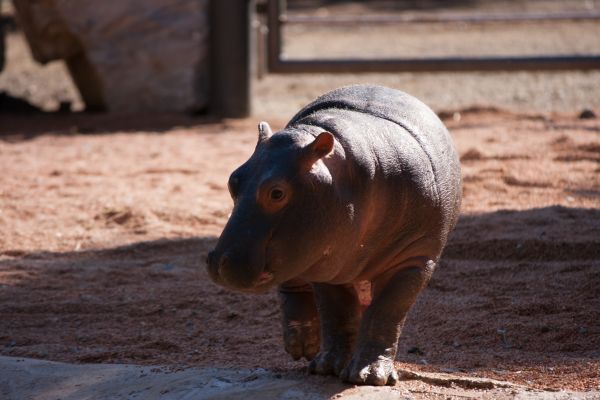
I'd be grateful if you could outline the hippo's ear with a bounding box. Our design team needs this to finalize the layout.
[301,132,334,170]
[258,121,273,143]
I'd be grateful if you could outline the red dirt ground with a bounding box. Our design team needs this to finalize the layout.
[0,109,599,391]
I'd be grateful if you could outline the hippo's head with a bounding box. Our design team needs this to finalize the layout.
[206,121,340,293]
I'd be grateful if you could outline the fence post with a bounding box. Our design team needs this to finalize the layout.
[210,0,254,118]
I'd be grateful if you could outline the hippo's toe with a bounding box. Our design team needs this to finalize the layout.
[340,355,398,386]
[308,346,352,376]
[283,319,320,361]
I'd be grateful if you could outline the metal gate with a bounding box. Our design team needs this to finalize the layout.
[212,0,600,117]
[260,0,600,74]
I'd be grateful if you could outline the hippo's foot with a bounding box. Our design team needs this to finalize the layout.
[283,318,320,361]
[340,353,399,386]
[279,280,320,361]
[308,345,352,376]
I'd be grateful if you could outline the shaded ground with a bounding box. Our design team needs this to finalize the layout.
[1,110,599,396]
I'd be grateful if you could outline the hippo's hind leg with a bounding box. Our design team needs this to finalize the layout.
[340,258,434,386]
[308,283,361,376]
[278,279,320,361]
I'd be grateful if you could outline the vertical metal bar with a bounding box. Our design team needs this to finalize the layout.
[210,0,254,118]
[0,18,5,73]
[267,0,283,72]
[0,1,4,72]
[256,22,268,79]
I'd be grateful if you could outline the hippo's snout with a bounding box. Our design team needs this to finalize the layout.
[206,246,273,292]
[206,250,226,271]
[206,249,230,284]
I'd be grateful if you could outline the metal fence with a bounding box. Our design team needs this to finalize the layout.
[261,0,600,74]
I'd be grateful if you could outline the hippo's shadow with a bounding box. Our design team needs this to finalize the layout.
[399,205,600,374]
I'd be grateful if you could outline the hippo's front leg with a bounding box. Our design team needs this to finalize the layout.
[278,279,320,361]
[340,258,434,386]
[309,283,361,376]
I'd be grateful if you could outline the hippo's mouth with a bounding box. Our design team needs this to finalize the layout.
[250,228,277,285]
[243,239,276,292]
[257,270,274,285]
[235,271,274,294]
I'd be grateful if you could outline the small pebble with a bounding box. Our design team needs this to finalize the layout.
[579,109,597,119]
[162,263,176,271]
[407,346,425,356]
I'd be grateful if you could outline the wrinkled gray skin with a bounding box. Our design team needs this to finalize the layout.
[207,85,461,386]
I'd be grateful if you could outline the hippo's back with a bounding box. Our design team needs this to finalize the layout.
[288,84,461,242]
[289,85,441,138]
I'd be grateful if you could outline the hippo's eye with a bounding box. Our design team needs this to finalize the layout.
[269,187,285,202]
[259,182,290,212]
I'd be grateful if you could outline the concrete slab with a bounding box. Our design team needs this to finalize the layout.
[0,356,597,400]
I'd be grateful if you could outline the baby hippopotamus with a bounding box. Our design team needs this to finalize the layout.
[207,84,461,385]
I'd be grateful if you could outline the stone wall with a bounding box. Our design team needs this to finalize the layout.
[13,0,210,113]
